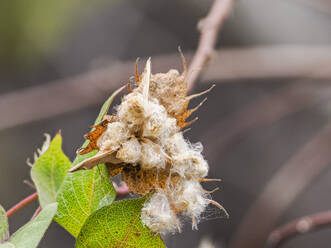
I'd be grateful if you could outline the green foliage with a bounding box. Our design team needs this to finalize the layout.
[55,166,115,237]
[8,85,166,247]
[0,0,108,66]
[0,205,9,243]
[76,197,165,248]
[0,203,58,248]
[31,133,71,208]
[54,87,126,237]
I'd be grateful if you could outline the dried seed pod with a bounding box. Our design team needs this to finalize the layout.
[69,56,226,234]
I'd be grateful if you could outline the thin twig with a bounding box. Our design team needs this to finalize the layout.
[203,45,331,82]
[186,0,235,91]
[6,182,129,218]
[201,81,331,248]
[6,192,38,218]
[229,122,331,248]
[266,210,331,248]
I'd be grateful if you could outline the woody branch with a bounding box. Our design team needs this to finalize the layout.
[266,210,331,248]
[186,0,235,91]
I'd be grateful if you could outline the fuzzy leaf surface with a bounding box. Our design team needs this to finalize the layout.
[0,205,9,243]
[54,88,124,237]
[76,197,165,248]
[31,134,71,207]
[9,203,57,248]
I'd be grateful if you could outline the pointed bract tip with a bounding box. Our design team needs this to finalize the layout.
[141,58,152,98]
[178,46,187,78]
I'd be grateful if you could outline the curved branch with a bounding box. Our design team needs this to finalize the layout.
[266,210,331,248]
[229,122,331,248]
[186,0,235,91]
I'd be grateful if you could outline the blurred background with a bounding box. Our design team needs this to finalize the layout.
[1,0,331,247]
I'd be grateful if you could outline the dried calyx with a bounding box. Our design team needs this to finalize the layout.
[69,55,228,234]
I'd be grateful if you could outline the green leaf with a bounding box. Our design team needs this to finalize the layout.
[0,205,9,243]
[55,166,115,237]
[76,198,166,248]
[31,134,71,208]
[55,86,125,237]
[9,203,58,248]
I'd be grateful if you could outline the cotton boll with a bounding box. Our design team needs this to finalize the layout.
[171,148,209,178]
[172,180,208,224]
[142,101,168,139]
[116,137,141,164]
[70,59,223,233]
[141,193,181,234]
[138,97,179,142]
[117,93,148,132]
[181,180,208,217]
[171,154,190,177]
[143,115,178,143]
[97,122,129,151]
[190,142,203,153]
[160,117,179,143]
[190,153,209,178]
[170,151,195,177]
[140,141,166,169]
[165,132,190,156]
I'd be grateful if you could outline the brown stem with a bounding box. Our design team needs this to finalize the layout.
[186,0,235,91]
[6,192,38,218]
[266,210,331,248]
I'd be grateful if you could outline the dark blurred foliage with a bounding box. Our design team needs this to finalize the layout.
[1,0,331,247]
